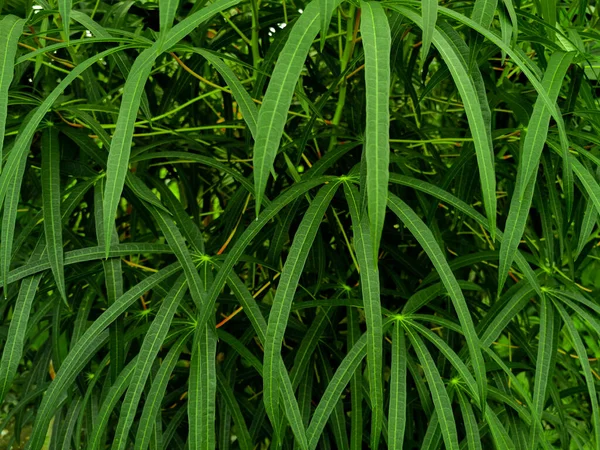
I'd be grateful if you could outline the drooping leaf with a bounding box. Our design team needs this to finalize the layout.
[498,50,573,294]
[41,127,67,302]
[253,0,321,215]
[388,321,408,450]
[0,15,25,174]
[388,193,486,407]
[344,182,384,449]
[403,324,459,450]
[263,182,338,429]
[360,0,391,260]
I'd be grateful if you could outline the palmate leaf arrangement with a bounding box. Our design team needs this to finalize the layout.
[1,0,600,448]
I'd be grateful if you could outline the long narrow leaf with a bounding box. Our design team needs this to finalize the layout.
[0,15,25,174]
[498,51,573,294]
[388,193,486,406]
[388,321,408,450]
[41,127,66,302]
[253,0,321,214]
[360,0,391,259]
[344,182,384,448]
[263,182,338,428]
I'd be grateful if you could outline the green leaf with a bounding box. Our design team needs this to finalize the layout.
[102,44,162,257]
[151,206,206,309]
[253,0,321,215]
[41,127,67,302]
[320,0,341,51]
[0,45,136,210]
[554,301,600,448]
[88,358,138,450]
[471,0,498,30]
[388,321,407,450]
[344,182,384,449]
[26,263,182,450]
[191,48,258,137]
[316,346,349,449]
[479,281,536,348]
[263,182,339,429]
[388,193,486,407]
[570,155,600,221]
[159,0,179,35]
[58,0,72,41]
[224,273,315,448]
[306,333,368,450]
[422,0,438,57]
[407,320,479,403]
[360,0,391,259]
[189,324,218,450]
[457,390,482,450]
[485,406,516,449]
[103,0,241,256]
[576,199,596,258]
[0,15,25,175]
[135,330,192,450]
[112,275,188,450]
[387,5,496,237]
[429,4,570,155]
[68,11,153,121]
[0,272,43,403]
[162,0,241,50]
[216,371,253,450]
[94,179,125,383]
[529,296,558,447]
[1,136,27,298]
[3,244,173,289]
[348,306,363,450]
[498,51,574,294]
[403,324,459,450]
[389,173,542,297]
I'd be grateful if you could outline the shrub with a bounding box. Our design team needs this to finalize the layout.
[1,0,600,448]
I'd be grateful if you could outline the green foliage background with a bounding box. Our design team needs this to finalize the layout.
[1,0,600,448]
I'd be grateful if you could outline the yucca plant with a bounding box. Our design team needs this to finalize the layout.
[1,0,600,448]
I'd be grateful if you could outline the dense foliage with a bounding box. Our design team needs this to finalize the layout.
[1,0,600,448]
